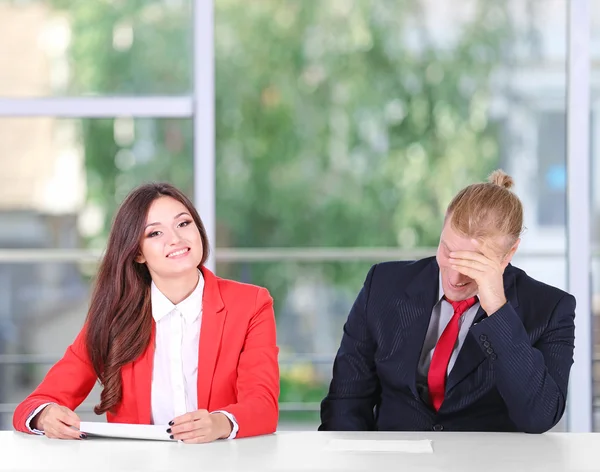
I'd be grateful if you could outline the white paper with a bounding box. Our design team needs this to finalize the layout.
[79,422,174,442]
[324,439,433,453]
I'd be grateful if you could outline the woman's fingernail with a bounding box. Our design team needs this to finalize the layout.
[170,435,174,440]
[168,421,174,426]
[80,433,87,439]
[166,428,172,433]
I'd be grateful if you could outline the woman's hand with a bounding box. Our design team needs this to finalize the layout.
[167,410,233,444]
[33,404,83,440]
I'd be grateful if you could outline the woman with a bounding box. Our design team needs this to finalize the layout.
[13,183,279,443]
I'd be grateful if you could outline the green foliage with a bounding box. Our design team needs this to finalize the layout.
[47,0,512,414]
[50,1,193,248]
[214,0,508,294]
[52,0,509,327]
[279,366,329,423]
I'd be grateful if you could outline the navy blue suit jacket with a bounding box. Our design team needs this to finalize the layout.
[320,257,575,433]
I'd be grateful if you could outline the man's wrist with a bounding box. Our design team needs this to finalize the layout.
[483,298,507,316]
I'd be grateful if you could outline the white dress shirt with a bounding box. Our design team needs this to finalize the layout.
[151,272,205,424]
[27,271,238,439]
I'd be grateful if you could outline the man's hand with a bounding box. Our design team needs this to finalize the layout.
[34,404,83,440]
[168,410,233,444]
[449,239,507,315]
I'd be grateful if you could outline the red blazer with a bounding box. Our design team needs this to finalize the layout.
[13,268,280,438]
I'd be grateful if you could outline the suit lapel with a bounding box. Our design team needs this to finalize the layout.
[400,258,440,399]
[446,266,520,392]
[444,310,486,393]
[196,267,226,409]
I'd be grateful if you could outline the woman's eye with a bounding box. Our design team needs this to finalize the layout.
[147,231,161,238]
[178,220,191,228]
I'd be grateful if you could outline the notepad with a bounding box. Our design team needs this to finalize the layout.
[79,422,174,442]
[324,439,433,453]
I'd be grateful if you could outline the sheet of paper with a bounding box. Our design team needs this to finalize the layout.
[324,439,433,453]
[79,422,174,442]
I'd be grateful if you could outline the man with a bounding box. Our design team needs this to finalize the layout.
[319,170,575,433]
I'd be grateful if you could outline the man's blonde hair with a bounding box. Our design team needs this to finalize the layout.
[446,169,524,246]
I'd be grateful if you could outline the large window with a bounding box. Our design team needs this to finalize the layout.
[0,0,593,432]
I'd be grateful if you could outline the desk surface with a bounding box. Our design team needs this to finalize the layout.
[1,430,598,472]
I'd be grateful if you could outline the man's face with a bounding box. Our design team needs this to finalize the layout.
[436,219,515,301]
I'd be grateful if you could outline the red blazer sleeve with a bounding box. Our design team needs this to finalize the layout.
[221,287,280,438]
[12,326,98,433]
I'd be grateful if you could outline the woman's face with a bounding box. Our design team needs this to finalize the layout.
[136,196,203,281]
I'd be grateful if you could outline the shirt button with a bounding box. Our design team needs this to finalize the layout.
[433,424,444,431]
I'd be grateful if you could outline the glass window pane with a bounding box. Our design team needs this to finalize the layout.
[0,118,193,250]
[0,261,100,430]
[0,1,192,96]
[214,0,567,252]
[218,260,375,431]
[215,0,567,426]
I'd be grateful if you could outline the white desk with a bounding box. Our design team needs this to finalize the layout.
[1,431,598,472]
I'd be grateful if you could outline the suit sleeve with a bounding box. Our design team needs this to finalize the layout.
[319,265,380,431]
[12,326,98,433]
[216,287,280,438]
[470,294,575,433]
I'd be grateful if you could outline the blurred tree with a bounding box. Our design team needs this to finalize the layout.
[213,0,510,299]
[49,0,512,417]
[53,0,510,336]
[50,0,194,248]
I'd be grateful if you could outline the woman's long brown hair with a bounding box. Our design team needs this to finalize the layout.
[86,183,209,415]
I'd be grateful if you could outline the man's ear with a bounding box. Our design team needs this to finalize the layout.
[501,238,520,269]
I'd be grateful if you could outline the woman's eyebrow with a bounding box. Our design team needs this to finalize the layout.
[145,212,191,229]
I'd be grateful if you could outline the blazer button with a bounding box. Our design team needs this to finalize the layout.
[483,341,491,348]
[433,424,444,431]
[486,347,494,355]
[491,353,498,361]
[479,334,487,342]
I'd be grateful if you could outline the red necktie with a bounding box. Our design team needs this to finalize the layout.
[427,296,477,411]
